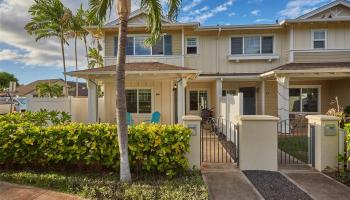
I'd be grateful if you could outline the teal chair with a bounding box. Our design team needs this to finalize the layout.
[145,112,161,124]
[127,112,134,125]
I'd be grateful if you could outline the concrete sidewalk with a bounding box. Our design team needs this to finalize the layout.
[0,181,84,200]
[282,170,350,200]
[202,163,263,200]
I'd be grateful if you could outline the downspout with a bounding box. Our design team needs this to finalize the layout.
[216,27,222,73]
[181,26,185,67]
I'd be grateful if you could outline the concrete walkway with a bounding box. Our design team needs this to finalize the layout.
[0,181,84,200]
[202,163,263,200]
[282,170,350,200]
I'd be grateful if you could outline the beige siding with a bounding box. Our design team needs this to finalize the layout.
[123,80,173,124]
[308,5,350,19]
[265,81,278,116]
[185,29,289,74]
[293,22,350,50]
[330,78,350,108]
[294,51,350,63]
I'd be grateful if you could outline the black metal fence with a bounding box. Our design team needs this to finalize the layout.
[277,118,309,165]
[200,117,239,165]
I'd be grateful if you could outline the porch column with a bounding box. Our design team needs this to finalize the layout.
[216,78,223,117]
[88,79,98,123]
[277,76,289,124]
[177,78,187,123]
[104,81,116,123]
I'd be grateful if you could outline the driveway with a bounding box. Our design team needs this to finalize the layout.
[282,170,350,200]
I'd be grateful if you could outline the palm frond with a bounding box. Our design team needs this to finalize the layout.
[167,0,181,21]
[141,0,163,46]
[88,0,113,27]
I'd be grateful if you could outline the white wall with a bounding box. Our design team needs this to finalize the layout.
[27,97,105,123]
[219,93,243,138]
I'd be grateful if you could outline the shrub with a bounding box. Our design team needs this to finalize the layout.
[0,109,71,126]
[0,115,191,176]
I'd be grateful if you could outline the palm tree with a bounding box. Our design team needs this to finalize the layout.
[25,0,72,96]
[69,4,88,97]
[88,47,104,68]
[88,0,181,182]
[36,83,63,97]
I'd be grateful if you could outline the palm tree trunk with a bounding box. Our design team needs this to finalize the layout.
[60,34,68,96]
[75,36,79,97]
[83,35,89,66]
[116,16,131,183]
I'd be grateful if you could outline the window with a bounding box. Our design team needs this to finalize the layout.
[312,30,326,49]
[222,90,236,96]
[186,37,198,54]
[135,36,151,55]
[244,36,260,54]
[189,90,208,111]
[231,36,274,55]
[126,89,152,114]
[122,36,167,56]
[289,87,319,113]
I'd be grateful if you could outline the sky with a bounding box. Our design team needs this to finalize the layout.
[0,0,333,85]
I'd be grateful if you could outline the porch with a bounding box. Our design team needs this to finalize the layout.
[65,62,199,124]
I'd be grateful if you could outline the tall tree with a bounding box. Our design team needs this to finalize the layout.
[0,72,19,92]
[88,47,104,68]
[25,0,72,96]
[89,0,181,182]
[69,4,87,96]
[36,83,64,97]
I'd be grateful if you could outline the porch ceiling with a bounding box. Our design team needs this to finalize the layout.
[65,62,200,81]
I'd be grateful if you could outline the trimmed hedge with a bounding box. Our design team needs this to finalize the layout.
[0,112,191,176]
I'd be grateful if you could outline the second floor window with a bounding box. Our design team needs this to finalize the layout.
[186,37,198,54]
[231,36,274,55]
[312,30,326,49]
[114,35,172,56]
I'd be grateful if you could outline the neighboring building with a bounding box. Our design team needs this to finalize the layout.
[14,79,88,97]
[67,0,350,124]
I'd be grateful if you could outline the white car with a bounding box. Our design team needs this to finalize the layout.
[0,97,26,114]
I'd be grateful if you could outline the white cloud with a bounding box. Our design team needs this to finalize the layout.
[278,0,330,19]
[0,0,92,69]
[255,18,272,23]
[181,0,235,23]
[182,0,203,12]
[251,9,260,16]
[228,12,236,17]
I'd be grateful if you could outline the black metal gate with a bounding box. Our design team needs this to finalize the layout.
[277,118,314,166]
[200,118,239,165]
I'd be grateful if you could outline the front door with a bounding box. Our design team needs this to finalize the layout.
[239,87,256,115]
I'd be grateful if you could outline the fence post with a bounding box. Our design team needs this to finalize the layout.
[306,115,340,172]
[236,115,279,171]
[182,115,201,169]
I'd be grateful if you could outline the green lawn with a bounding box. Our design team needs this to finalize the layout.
[278,135,309,163]
[0,170,208,200]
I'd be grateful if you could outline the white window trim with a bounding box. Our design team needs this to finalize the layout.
[125,34,166,56]
[289,85,321,114]
[126,87,154,114]
[311,29,327,49]
[187,89,210,113]
[229,34,276,56]
[185,36,199,55]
